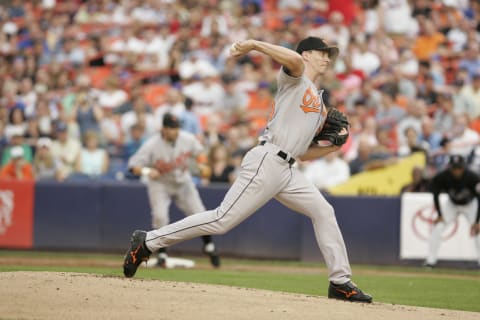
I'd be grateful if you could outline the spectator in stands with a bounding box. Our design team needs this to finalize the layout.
[1,134,33,166]
[73,130,109,180]
[433,93,456,134]
[367,27,400,65]
[178,51,217,81]
[448,113,480,157]
[447,19,473,53]
[351,39,381,77]
[417,74,440,106]
[0,146,34,181]
[50,122,81,180]
[452,79,477,119]
[97,77,128,110]
[375,91,406,130]
[309,11,350,53]
[34,98,54,137]
[459,72,480,116]
[396,99,427,149]
[18,77,37,118]
[4,107,27,141]
[400,166,430,193]
[458,43,480,80]
[23,116,42,153]
[302,151,350,191]
[418,116,443,152]
[432,1,464,34]
[153,87,185,127]
[203,113,225,149]
[121,96,156,139]
[182,70,225,116]
[398,126,429,157]
[73,93,102,137]
[180,97,202,136]
[427,136,452,175]
[33,137,63,181]
[113,84,148,115]
[201,6,229,37]
[375,125,398,155]
[208,143,236,184]
[344,79,382,112]
[122,123,146,161]
[349,136,397,175]
[379,0,415,37]
[220,74,250,121]
[412,19,446,62]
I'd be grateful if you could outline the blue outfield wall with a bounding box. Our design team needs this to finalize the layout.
[32,182,401,265]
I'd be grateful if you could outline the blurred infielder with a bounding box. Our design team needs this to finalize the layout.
[124,37,372,303]
[128,113,220,268]
[425,154,480,268]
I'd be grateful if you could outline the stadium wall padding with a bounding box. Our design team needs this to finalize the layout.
[29,182,401,264]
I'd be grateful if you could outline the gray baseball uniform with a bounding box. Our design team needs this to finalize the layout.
[143,68,352,284]
[128,131,206,228]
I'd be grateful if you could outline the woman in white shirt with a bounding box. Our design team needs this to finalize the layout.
[75,130,109,178]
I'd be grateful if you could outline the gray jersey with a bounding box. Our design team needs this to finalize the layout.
[128,131,204,184]
[260,68,327,157]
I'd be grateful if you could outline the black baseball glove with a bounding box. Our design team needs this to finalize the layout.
[313,108,349,147]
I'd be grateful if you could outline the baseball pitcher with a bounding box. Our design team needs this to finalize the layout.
[123,37,372,303]
[128,113,220,268]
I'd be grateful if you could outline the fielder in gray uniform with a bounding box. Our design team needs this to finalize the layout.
[128,113,220,268]
[124,37,372,303]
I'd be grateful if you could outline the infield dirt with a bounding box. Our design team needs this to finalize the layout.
[1,271,479,320]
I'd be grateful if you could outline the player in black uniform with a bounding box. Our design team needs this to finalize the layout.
[425,154,480,268]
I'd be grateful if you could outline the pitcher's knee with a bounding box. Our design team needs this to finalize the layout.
[310,203,335,221]
[207,209,238,235]
[210,220,235,235]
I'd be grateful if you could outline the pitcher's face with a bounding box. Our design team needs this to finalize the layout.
[308,50,331,75]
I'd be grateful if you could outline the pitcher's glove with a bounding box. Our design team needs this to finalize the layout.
[313,108,349,147]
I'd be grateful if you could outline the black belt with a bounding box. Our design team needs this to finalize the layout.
[259,141,296,165]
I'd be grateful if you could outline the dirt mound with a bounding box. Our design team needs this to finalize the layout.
[0,272,478,320]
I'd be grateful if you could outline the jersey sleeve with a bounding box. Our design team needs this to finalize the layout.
[127,137,154,168]
[276,67,302,91]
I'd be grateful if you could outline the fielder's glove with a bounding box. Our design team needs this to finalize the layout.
[313,108,349,147]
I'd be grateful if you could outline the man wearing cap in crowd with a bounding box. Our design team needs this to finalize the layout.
[0,145,34,180]
[33,137,64,181]
[1,134,33,166]
[127,113,221,268]
[425,154,480,268]
[50,122,81,180]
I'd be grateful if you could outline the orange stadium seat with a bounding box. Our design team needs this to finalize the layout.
[143,84,170,107]
[84,66,113,89]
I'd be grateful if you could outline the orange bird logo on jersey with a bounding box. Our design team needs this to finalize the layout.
[299,87,321,113]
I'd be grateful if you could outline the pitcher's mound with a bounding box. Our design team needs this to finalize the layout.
[0,272,477,320]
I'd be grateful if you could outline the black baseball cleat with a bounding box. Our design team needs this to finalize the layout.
[328,281,373,303]
[123,230,151,278]
[203,242,221,268]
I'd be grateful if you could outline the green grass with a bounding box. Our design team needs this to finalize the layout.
[0,250,479,312]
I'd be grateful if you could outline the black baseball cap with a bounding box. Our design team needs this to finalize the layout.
[449,154,465,168]
[163,113,180,128]
[296,37,339,59]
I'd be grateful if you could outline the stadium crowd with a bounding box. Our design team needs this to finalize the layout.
[0,0,480,190]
